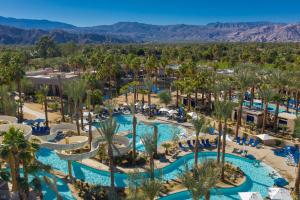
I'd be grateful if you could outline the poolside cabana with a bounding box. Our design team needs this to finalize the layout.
[277,113,297,134]
[232,107,264,128]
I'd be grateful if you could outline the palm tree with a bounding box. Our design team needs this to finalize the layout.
[36,85,49,127]
[234,65,254,138]
[140,178,162,200]
[179,160,221,200]
[141,132,158,180]
[130,103,137,165]
[57,74,65,122]
[293,117,300,197]
[258,84,275,133]
[96,108,119,192]
[120,84,130,104]
[0,127,28,196]
[157,90,172,107]
[191,116,206,167]
[214,100,223,163]
[221,101,234,180]
[64,79,87,135]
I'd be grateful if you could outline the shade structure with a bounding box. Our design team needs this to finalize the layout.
[143,104,149,109]
[168,110,178,115]
[83,111,94,117]
[268,187,292,200]
[256,134,276,141]
[238,192,263,200]
[159,108,169,112]
[221,135,233,142]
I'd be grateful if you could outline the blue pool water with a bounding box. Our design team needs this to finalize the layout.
[243,101,286,113]
[36,149,277,200]
[29,172,75,200]
[96,114,183,151]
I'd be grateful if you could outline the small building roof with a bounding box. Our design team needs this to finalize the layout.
[278,113,297,120]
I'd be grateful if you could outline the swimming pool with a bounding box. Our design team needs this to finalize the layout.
[96,114,184,151]
[36,149,277,200]
[243,101,286,113]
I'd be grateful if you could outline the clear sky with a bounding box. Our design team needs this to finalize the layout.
[1,0,300,26]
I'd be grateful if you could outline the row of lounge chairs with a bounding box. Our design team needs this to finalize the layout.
[236,136,260,147]
[32,126,50,135]
[178,138,218,151]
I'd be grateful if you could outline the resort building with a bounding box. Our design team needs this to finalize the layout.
[232,107,264,128]
[26,68,79,96]
[277,112,297,134]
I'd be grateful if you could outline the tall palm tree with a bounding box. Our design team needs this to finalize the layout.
[221,101,234,180]
[141,132,158,180]
[36,85,49,127]
[140,178,162,200]
[64,79,87,135]
[130,103,137,165]
[214,100,223,163]
[234,65,254,138]
[97,108,119,192]
[293,117,300,197]
[57,74,65,122]
[191,116,206,167]
[179,160,221,200]
[258,84,275,133]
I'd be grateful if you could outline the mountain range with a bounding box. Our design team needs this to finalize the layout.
[0,16,300,44]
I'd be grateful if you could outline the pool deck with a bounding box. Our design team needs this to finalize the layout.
[78,113,297,188]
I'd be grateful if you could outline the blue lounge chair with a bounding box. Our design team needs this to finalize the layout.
[252,139,260,147]
[240,137,247,145]
[274,178,289,187]
[214,138,218,146]
[178,142,187,151]
[205,139,212,147]
[247,138,254,146]
[201,139,206,147]
[236,136,241,144]
[187,140,194,149]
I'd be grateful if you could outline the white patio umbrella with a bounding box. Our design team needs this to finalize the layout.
[187,112,198,119]
[84,125,96,132]
[168,110,178,115]
[83,111,94,117]
[221,135,233,142]
[238,192,263,200]
[143,104,149,109]
[268,188,292,200]
[256,134,276,141]
[159,108,169,112]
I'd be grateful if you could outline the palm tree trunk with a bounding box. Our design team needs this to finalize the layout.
[261,101,268,134]
[58,75,65,122]
[80,107,84,130]
[23,164,29,197]
[150,154,155,180]
[44,98,49,127]
[217,120,222,163]
[188,94,191,111]
[9,153,19,192]
[250,86,255,108]
[75,109,80,135]
[176,87,179,108]
[17,79,23,122]
[205,191,210,200]
[88,112,92,150]
[296,91,299,116]
[235,100,243,139]
[68,161,72,179]
[195,91,198,108]
[108,145,115,190]
[274,101,280,132]
[194,133,199,167]
[132,115,137,165]
[221,121,227,181]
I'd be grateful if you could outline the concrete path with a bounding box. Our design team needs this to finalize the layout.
[23,105,45,119]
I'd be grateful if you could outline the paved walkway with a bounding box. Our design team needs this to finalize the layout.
[23,104,45,119]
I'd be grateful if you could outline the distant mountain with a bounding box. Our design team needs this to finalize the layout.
[0,16,300,43]
[79,22,300,42]
[0,16,76,30]
[0,25,132,44]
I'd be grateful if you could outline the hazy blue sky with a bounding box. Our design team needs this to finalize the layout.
[1,0,300,26]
